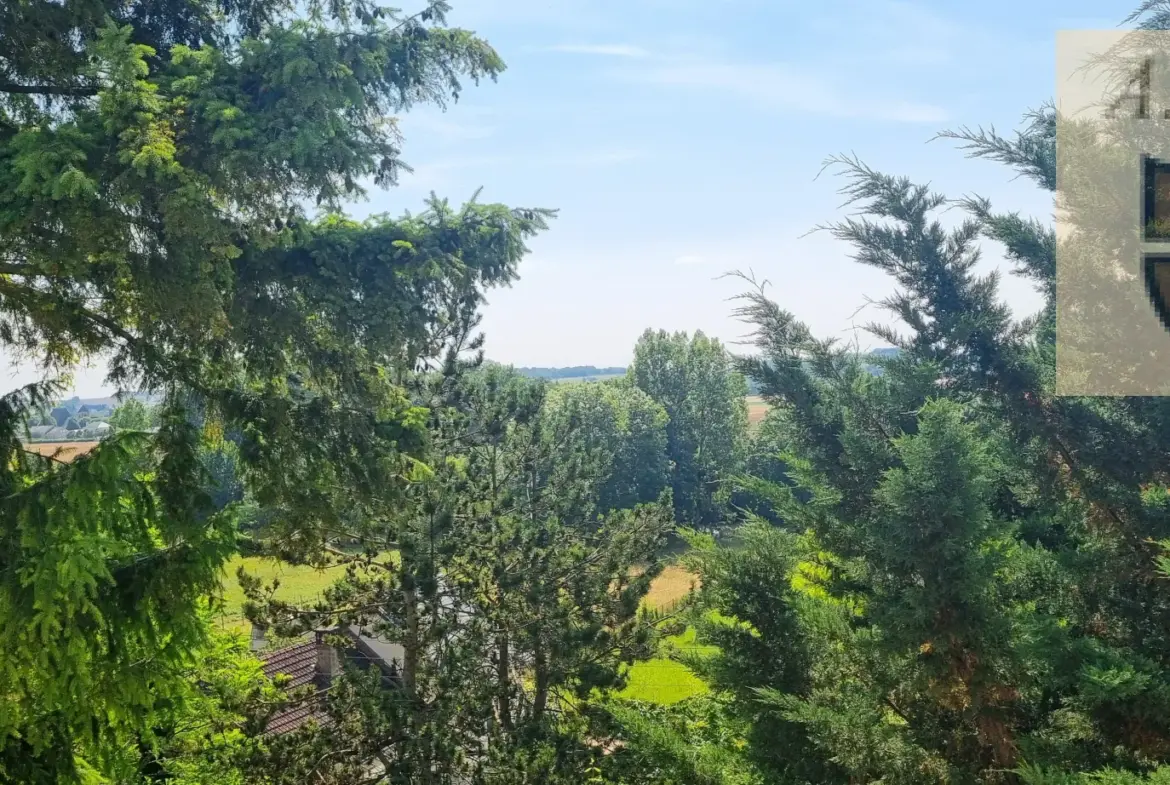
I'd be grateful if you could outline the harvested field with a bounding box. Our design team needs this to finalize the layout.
[746,395,769,425]
[643,565,699,610]
[22,441,100,462]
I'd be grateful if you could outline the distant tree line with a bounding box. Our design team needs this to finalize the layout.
[512,365,627,380]
[515,350,898,394]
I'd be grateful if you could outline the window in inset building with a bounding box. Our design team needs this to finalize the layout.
[1143,155,1170,240]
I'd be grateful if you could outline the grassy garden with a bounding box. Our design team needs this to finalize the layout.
[218,556,717,705]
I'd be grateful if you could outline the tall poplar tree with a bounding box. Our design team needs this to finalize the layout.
[630,330,748,528]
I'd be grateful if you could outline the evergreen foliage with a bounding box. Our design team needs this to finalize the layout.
[683,99,1170,784]
[14,0,1170,782]
[0,383,238,782]
[0,0,550,779]
[230,364,673,782]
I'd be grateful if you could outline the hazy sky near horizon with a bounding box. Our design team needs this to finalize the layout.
[2,0,1138,397]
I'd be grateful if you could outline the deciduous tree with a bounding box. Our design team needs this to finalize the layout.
[108,398,152,432]
[630,330,748,528]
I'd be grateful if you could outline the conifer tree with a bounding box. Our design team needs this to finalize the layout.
[686,96,1170,783]
[235,365,672,783]
[0,1,550,779]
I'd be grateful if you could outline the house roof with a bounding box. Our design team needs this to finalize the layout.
[261,640,323,690]
[259,639,331,736]
[257,628,403,737]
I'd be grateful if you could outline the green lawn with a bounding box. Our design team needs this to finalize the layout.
[618,658,709,704]
[619,625,720,704]
[619,568,720,705]
[214,553,392,633]
[662,624,720,659]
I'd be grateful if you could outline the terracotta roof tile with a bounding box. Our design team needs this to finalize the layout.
[263,699,330,737]
[260,640,332,736]
[262,641,319,690]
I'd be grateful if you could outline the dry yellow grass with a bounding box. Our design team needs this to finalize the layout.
[746,395,769,426]
[643,564,700,610]
[22,441,100,462]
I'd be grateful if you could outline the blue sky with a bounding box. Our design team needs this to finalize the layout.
[374,0,1134,368]
[10,0,1140,395]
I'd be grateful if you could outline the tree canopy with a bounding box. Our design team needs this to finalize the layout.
[14,1,1170,784]
[108,398,151,431]
[679,103,1170,784]
[0,0,551,780]
[630,329,748,528]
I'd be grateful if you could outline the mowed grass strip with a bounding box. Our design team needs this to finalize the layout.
[618,659,709,704]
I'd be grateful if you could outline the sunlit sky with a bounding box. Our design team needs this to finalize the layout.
[3,0,1139,397]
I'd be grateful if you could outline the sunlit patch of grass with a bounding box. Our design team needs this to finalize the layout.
[618,659,710,704]
[663,624,720,659]
[614,562,718,704]
[213,552,394,633]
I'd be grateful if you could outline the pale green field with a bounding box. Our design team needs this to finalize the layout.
[220,553,715,706]
[549,373,625,384]
[215,553,394,632]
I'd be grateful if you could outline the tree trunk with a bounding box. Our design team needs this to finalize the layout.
[533,638,549,722]
[402,582,419,699]
[497,631,513,732]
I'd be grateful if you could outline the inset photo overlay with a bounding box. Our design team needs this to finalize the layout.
[1057,30,1170,395]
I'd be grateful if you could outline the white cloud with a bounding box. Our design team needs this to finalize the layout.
[620,59,948,123]
[544,43,651,58]
[674,254,705,266]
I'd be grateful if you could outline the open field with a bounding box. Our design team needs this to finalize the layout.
[550,373,625,384]
[746,395,769,425]
[622,564,712,704]
[642,564,699,610]
[618,657,709,704]
[215,553,394,632]
[619,625,717,704]
[221,558,702,628]
[22,441,100,462]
